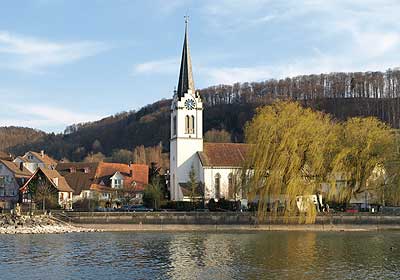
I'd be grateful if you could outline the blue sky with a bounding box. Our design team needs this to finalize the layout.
[1,0,399,132]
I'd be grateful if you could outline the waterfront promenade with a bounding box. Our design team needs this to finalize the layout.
[55,211,400,232]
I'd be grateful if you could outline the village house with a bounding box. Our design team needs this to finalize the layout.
[20,167,74,210]
[0,160,31,210]
[56,162,149,206]
[14,150,57,173]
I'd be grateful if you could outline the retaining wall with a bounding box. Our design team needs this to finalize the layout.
[56,211,400,227]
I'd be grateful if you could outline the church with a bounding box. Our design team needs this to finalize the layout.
[170,21,250,202]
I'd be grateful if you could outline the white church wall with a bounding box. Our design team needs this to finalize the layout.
[170,137,203,201]
[203,167,242,201]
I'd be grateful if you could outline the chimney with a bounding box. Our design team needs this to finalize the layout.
[128,161,132,167]
[53,177,59,187]
[19,162,24,171]
[40,150,45,158]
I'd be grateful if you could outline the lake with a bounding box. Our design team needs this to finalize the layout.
[0,231,399,279]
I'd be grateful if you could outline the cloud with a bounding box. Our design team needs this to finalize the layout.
[1,103,103,132]
[132,58,179,75]
[202,66,272,84]
[135,0,400,86]
[154,0,188,15]
[0,31,109,72]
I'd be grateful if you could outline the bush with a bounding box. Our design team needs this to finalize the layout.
[73,199,99,211]
[161,201,204,211]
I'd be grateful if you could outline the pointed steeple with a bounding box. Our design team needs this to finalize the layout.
[176,17,195,99]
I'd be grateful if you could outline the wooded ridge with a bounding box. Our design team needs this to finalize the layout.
[1,68,400,162]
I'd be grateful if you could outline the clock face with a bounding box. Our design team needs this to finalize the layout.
[184,99,196,110]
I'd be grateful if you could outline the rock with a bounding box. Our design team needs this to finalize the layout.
[0,214,97,235]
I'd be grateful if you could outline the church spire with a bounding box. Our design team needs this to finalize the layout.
[176,16,195,99]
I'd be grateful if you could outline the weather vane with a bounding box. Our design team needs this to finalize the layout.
[184,15,189,24]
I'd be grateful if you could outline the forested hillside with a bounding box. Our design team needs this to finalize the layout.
[200,69,400,128]
[0,127,46,151]
[2,68,400,162]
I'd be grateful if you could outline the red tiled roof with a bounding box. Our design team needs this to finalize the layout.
[56,162,148,195]
[56,162,99,195]
[198,143,250,167]
[95,162,148,190]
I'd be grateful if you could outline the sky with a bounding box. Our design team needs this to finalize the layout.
[0,0,399,132]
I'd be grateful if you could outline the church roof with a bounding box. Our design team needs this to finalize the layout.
[176,19,197,100]
[198,143,250,168]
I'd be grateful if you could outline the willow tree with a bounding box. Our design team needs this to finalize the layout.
[245,101,340,223]
[329,117,397,204]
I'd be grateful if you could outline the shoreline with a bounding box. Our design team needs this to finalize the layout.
[0,214,99,235]
[74,223,400,232]
[0,224,99,235]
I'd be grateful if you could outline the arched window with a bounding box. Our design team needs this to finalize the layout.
[185,115,190,134]
[215,173,221,199]
[191,115,195,133]
[173,116,177,135]
[228,173,234,199]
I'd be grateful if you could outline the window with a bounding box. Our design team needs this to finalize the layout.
[113,179,122,189]
[215,173,221,199]
[173,116,177,135]
[4,176,11,184]
[228,173,234,199]
[185,115,190,134]
[185,115,195,134]
[190,116,195,134]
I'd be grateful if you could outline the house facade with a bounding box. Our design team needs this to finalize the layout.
[14,151,57,173]
[20,167,74,210]
[0,160,32,209]
[56,162,149,205]
[169,21,250,202]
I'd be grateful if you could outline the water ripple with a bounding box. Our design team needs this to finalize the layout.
[0,231,399,279]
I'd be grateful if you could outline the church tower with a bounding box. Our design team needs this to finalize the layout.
[170,18,203,201]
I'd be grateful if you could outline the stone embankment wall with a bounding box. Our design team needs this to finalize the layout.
[58,212,400,227]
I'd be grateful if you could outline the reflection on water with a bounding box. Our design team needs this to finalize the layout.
[0,231,399,280]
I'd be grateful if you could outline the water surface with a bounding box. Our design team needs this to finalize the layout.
[0,231,399,279]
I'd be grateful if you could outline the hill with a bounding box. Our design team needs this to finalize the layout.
[2,68,400,162]
[0,127,46,152]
